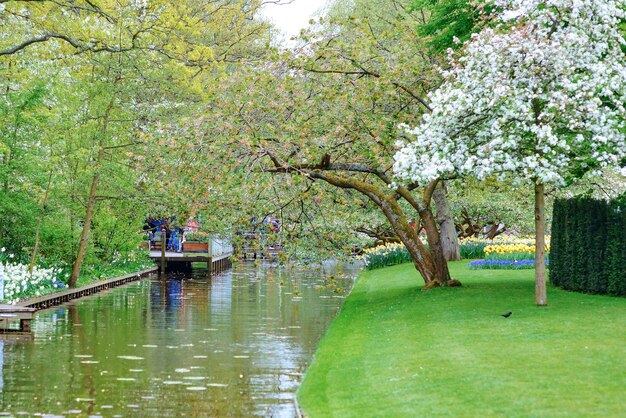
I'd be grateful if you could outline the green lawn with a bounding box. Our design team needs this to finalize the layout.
[298,261,626,417]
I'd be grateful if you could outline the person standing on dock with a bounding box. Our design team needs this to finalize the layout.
[179,227,186,252]
[148,229,155,249]
[168,228,184,252]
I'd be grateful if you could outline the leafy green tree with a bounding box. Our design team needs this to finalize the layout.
[0,83,49,260]
[1,0,272,287]
[449,178,535,238]
[412,0,487,53]
[162,2,464,287]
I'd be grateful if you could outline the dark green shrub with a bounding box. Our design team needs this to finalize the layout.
[551,195,625,296]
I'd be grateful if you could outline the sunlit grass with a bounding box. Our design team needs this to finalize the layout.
[298,261,626,417]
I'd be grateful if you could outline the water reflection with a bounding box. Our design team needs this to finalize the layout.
[0,261,359,417]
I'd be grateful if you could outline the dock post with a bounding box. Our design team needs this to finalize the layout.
[161,234,166,274]
[20,318,31,332]
[207,239,213,275]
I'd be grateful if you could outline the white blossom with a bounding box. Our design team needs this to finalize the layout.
[0,261,67,304]
[394,0,626,187]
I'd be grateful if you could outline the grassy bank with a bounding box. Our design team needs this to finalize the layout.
[297,261,626,417]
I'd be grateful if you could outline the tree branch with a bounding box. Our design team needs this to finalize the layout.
[0,33,79,55]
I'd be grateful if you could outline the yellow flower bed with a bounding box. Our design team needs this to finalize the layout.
[361,242,405,257]
[360,242,412,269]
[460,235,550,259]
[484,243,550,256]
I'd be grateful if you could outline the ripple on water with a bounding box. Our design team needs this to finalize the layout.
[3,262,360,417]
[117,356,144,360]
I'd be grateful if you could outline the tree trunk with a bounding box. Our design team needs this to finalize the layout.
[68,100,113,288]
[375,196,435,283]
[68,163,101,288]
[391,210,435,283]
[486,223,505,239]
[29,170,53,275]
[534,181,547,306]
[420,208,452,286]
[395,181,454,287]
[433,182,460,261]
[308,170,444,284]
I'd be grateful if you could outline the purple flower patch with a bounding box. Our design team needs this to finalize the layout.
[468,259,549,270]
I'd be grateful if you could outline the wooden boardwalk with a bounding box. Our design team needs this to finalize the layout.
[18,268,158,311]
[148,250,230,261]
[0,269,157,336]
[0,239,234,334]
[148,249,233,274]
[0,304,36,333]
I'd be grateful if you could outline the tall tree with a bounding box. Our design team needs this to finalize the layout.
[394,0,626,305]
[1,0,272,285]
[326,0,465,261]
[166,1,462,286]
[412,0,488,53]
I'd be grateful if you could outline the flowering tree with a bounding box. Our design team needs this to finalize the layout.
[394,0,626,305]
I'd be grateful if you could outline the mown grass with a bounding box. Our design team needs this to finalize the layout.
[298,261,626,417]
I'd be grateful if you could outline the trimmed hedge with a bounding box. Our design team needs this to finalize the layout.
[550,195,626,296]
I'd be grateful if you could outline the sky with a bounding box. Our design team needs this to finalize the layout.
[260,0,330,40]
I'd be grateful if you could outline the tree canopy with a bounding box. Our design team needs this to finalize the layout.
[394,0,626,303]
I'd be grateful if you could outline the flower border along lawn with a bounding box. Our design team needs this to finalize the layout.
[297,261,626,417]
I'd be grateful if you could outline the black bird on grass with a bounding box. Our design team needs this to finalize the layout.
[500,311,512,318]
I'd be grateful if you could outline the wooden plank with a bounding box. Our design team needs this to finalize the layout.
[212,253,232,262]
[0,304,35,332]
[156,256,209,262]
[17,268,158,310]
[0,304,35,313]
[0,305,34,324]
[0,312,33,321]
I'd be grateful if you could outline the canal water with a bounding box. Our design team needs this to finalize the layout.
[0,261,360,417]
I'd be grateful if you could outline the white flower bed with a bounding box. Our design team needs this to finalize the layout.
[0,253,67,305]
